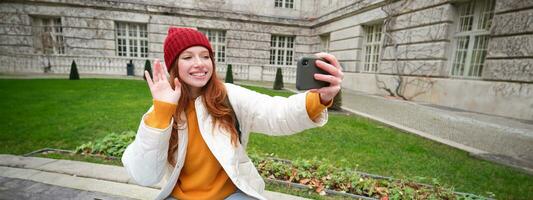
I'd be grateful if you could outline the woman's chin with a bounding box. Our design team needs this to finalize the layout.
[187,80,209,89]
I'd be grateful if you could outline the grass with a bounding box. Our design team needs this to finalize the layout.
[1,79,532,199]
[0,79,151,154]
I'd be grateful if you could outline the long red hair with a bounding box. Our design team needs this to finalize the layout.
[166,57,239,167]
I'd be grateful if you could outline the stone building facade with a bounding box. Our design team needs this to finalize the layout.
[0,0,532,120]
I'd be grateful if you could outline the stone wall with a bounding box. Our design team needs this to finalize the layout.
[315,0,533,120]
[343,73,533,120]
[0,0,532,120]
[484,0,533,82]
[0,0,315,68]
[0,2,143,57]
[313,6,386,73]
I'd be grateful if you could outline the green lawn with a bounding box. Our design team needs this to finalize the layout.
[0,79,151,154]
[1,79,532,199]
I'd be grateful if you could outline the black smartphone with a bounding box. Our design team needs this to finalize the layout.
[296,56,330,90]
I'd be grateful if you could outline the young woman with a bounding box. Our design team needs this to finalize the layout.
[122,27,343,200]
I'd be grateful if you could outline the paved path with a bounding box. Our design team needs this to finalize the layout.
[0,155,310,200]
[0,176,135,200]
[235,80,533,174]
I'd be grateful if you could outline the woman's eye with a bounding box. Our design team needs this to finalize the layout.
[182,57,191,60]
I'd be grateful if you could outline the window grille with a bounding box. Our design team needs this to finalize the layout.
[451,0,495,77]
[275,0,294,9]
[115,22,148,58]
[199,29,227,63]
[32,17,65,54]
[362,24,383,72]
[270,35,295,66]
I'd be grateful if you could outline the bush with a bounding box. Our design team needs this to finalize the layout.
[225,64,234,83]
[69,60,80,80]
[143,59,152,81]
[273,67,284,90]
[75,131,135,157]
[330,89,342,111]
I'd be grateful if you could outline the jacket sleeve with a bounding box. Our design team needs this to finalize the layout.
[225,83,328,136]
[121,106,173,186]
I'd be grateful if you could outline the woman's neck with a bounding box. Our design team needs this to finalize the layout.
[189,87,201,99]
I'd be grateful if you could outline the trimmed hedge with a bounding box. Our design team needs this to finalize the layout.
[225,64,234,83]
[69,60,80,80]
[273,67,284,90]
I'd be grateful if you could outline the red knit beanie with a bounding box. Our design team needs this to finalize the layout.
[163,27,213,72]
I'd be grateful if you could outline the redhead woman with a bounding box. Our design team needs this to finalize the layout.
[121,27,343,200]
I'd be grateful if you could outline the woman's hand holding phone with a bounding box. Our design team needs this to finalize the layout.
[144,59,182,104]
[309,52,344,105]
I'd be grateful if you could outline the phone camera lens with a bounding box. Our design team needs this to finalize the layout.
[303,60,308,65]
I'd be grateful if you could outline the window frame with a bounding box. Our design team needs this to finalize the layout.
[450,0,495,78]
[274,0,294,9]
[320,33,330,53]
[115,22,148,58]
[361,23,383,73]
[31,16,65,55]
[269,35,295,66]
[198,28,227,63]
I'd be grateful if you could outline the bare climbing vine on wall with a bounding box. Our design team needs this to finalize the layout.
[376,0,443,100]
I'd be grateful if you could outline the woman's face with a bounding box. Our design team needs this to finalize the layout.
[176,46,213,95]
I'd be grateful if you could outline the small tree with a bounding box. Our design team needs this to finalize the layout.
[273,67,284,90]
[329,90,343,111]
[144,59,152,81]
[44,60,52,73]
[69,60,80,80]
[225,64,234,83]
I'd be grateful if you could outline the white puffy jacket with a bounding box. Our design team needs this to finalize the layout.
[122,83,328,200]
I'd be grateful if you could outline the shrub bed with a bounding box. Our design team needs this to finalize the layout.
[250,153,490,200]
[75,131,135,157]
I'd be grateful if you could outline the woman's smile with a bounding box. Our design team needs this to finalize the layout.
[189,71,208,77]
